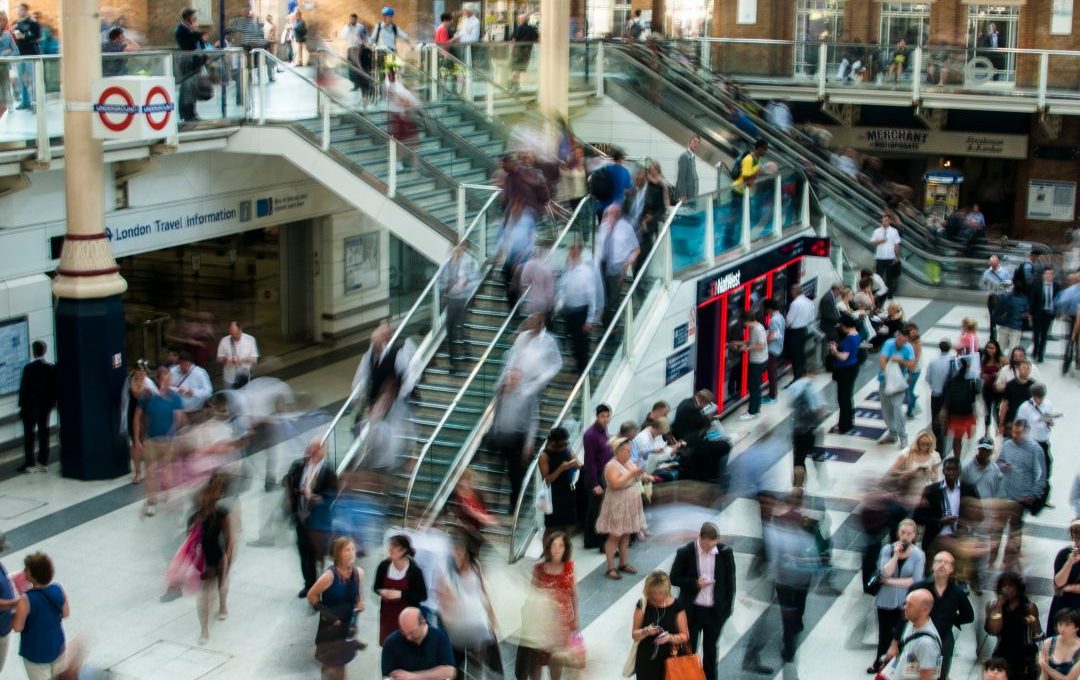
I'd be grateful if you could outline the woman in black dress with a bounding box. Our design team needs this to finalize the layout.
[1049,521,1080,631]
[638,161,670,263]
[631,571,689,680]
[986,571,1041,680]
[193,471,233,646]
[307,536,364,680]
[538,427,580,544]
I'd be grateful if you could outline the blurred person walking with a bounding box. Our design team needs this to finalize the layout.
[905,324,924,419]
[630,571,689,680]
[670,522,734,680]
[135,367,185,515]
[538,428,580,543]
[638,161,671,261]
[17,340,55,474]
[596,204,640,321]
[981,340,1006,436]
[1047,522,1080,633]
[597,436,647,580]
[341,14,370,95]
[509,13,537,93]
[1029,268,1059,364]
[308,536,365,679]
[170,350,212,412]
[986,572,1041,680]
[192,471,234,645]
[942,355,979,459]
[437,533,503,679]
[581,405,612,550]
[440,243,479,372]
[373,535,428,646]
[762,492,819,667]
[351,320,417,415]
[557,240,603,374]
[491,368,538,510]
[519,531,580,680]
[13,552,68,680]
[519,247,555,327]
[12,3,38,111]
[924,339,956,448]
[287,438,339,597]
[993,286,1030,357]
[997,419,1047,571]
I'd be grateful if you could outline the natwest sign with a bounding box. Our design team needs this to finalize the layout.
[91,76,176,141]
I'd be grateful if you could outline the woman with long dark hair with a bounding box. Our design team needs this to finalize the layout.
[373,534,427,645]
[986,571,1041,680]
[981,339,1006,436]
[192,471,234,645]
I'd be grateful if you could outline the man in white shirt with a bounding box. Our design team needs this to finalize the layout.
[784,283,816,382]
[216,321,259,389]
[455,5,481,44]
[981,255,1011,340]
[1015,382,1055,468]
[630,418,682,473]
[737,311,769,421]
[871,214,901,298]
[169,351,213,411]
[341,14,369,92]
[597,204,640,322]
[558,241,604,374]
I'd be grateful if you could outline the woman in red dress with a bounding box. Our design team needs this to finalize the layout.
[372,534,427,645]
[524,531,582,680]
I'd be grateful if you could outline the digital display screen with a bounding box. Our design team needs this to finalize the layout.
[0,317,29,396]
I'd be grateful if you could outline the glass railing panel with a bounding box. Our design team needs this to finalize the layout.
[713,188,741,257]
[569,41,597,92]
[921,45,1038,96]
[0,57,45,146]
[781,170,802,231]
[172,50,249,125]
[748,178,774,240]
[670,197,708,272]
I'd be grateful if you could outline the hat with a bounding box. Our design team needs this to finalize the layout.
[381,6,395,15]
[977,436,995,450]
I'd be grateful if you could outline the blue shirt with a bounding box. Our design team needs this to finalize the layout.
[0,562,14,636]
[596,162,632,214]
[878,339,915,381]
[142,390,183,439]
[381,625,455,676]
[766,312,785,356]
[835,332,860,369]
[19,585,65,664]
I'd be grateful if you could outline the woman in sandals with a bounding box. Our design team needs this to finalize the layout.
[596,436,647,580]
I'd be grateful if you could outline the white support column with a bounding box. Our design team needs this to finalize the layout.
[700,39,710,73]
[817,42,827,99]
[741,190,751,252]
[704,196,715,264]
[911,48,922,104]
[623,295,635,356]
[539,0,570,119]
[388,141,397,198]
[819,214,828,238]
[1038,52,1049,111]
[773,175,783,240]
[431,282,442,334]
[33,60,48,162]
[257,51,267,125]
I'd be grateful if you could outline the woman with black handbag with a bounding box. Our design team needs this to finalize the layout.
[308,536,365,680]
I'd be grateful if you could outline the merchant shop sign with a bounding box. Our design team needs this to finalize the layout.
[825,126,1027,159]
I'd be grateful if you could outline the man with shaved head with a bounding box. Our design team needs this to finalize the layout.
[883,589,943,680]
[381,606,457,679]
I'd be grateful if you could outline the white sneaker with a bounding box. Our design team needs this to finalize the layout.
[738,413,759,421]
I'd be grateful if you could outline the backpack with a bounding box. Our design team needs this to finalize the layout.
[729,151,752,180]
[373,22,398,44]
[589,164,615,202]
[628,21,643,39]
[944,367,976,415]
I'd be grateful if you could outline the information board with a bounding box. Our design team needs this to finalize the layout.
[673,323,689,349]
[665,347,693,385]
[0,317,29,396]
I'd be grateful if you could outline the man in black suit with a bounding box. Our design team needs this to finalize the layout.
[818,282,842,342]
[286,437,339,596]
[912,457,981,559]
[17,340,56,473]
[1029,268,1059,364]
[670,522,736,680]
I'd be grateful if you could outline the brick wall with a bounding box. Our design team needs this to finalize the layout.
[1012,116,1080,244]
[709,0,794,77]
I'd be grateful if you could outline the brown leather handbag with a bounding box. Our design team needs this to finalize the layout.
[664,643,707,680]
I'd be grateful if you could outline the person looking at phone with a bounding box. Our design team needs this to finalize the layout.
[670,523,735,680]
[630,571,689,680]
[1015,382,1056,476]
[870,519,926,674]
[997,419,1047,572]
[1048,520,1080,633]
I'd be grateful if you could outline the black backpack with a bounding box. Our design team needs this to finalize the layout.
[729,151,752,180]
[589,164,615,202]
[944,366,976,415]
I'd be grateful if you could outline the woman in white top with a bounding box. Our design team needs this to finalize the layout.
[887,429,942,510]
[995,346,1042,392]
[437,533,502,678]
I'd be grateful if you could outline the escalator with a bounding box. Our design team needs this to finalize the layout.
[599,42,1049,290]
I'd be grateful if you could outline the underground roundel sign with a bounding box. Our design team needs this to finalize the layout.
[91,77,177,140]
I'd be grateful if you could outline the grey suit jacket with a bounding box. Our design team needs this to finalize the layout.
[675,150,698,201]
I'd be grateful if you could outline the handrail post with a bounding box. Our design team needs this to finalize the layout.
[623,294,635,357]
[1037,51,1049,111]
[486,86,494,116]
[162,54,180,147]
[582,375,592,423]
[321,100,331,151]
[741,189,751,252]
[704,195,715,263]
[429,46,439,103]
[596,41,605,97]
[388,140,397,197]
[817,42,827,99]
[801,178,811,227]
[911,47,922,104]
[820,214,828,238]
[257,50,267,125]
[240,48,250,116]
[431,280,442,334]
[773,175,783,239]
[700,38,710,73]
[832,237,843,275]
[663,228,673,284]
[33,59,48,163]
[457,185,467,235]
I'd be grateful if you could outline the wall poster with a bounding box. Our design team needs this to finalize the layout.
[1052,0,1074,35]
[344,232,380,292]
[736,0,757,24]
[1027,180,1076,222]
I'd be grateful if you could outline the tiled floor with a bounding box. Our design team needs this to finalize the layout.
[0,295,1073,678]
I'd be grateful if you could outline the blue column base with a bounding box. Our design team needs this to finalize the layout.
[56,295,130,480]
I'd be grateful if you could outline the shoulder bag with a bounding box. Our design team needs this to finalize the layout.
[622,598,645,676]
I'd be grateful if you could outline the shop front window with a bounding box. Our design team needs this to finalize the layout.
[967,4,1020,83]
[586,0,631,37]
[879,3,930,50]
[794,0,844,77]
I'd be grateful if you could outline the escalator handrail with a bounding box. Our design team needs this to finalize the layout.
[253,48,484,206]
[506,199,684,563]
[319,187,503,461]
[403,195,594,526]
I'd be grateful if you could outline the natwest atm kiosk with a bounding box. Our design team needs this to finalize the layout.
[695,236,831,416]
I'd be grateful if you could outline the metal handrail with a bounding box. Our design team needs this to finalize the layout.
[506,199,684,563]
[318,188,503,468]
[253,48,482,204]
[402,194,593,525]
[690,37,1080,58]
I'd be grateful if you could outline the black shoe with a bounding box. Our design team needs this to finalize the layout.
[297,588,309,598]
[16,464,30,473]
[159,587,183,603]
[742,658,775,675]
[264,478,276,492]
